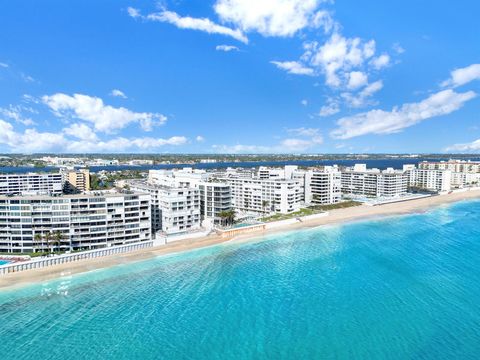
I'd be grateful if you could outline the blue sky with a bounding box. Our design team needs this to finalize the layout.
[0,0,479,154]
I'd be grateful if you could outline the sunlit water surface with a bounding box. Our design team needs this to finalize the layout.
[1,201,480,359]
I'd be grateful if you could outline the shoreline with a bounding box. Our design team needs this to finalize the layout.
[1,189,480,292]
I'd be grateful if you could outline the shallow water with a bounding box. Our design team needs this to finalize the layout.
[1,200,480,359]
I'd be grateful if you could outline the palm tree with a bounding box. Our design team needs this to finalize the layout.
[262,200,269,214]
[218,211,229,227]
[44,232,53,253]
[33,233,43,253]
[218,210,236,227]
[53,231,64,253]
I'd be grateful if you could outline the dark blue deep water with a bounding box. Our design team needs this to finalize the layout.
[1,200,480,359]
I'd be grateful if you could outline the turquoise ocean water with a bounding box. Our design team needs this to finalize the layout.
[1,200,480,359]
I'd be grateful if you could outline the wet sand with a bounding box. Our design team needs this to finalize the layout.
[1,189,480,291]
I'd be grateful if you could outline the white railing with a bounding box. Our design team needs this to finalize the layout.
[0,240,154,276]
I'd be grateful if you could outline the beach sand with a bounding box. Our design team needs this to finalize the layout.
[1,189,480,291]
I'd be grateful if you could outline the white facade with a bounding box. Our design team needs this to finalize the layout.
[130,181,201,236]
[417,160,480,188]
[305,167,342,205]
[0,173,64,196]
[217,176,304,214]
[409,169,452,192]
[0,192,151,253]
[146,168,232,226]
[450,172,480,187]
[418,160,480,173]
[341,165,408,197]
[198,182,232,224]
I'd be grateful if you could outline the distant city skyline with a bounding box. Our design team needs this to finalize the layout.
[0,1,479,154]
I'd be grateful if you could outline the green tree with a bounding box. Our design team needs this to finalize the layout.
[33,233,43,253]
[44,232,53,253]
[262,200,269,214]
[218,209,236,226]
[53,231,65,253]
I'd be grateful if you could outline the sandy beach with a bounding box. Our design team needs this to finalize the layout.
[1,189,480,291]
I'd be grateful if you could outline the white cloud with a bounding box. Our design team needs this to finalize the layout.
[63,123,98,142]
[441,63,480,88]
[287,127,320,137]
[280,137,322,151]
[214,127,323,153]
[312,10,339,34]
[0,62,8,68]
[370,54,390,70]
[214,0,322,37]
[392,43,405,54]
[216,44,239,52]
[130,7,248,44]
[301,99,308,106]
[20,73,35,83]
[127,7,141,18]
[214,135,322,153]
[266,5,394,108]
[0,105,36,126]
[196,135,205,142]
[42,93,167,133]
[318,100,340,116]
[110,89,127,98]
[331,89,476,139]
[347,71,368,90]
[212,144,271,153]
[67,136,187,153]
[0,118,187,153]
[0,119,68,153]
[271,61,314,75]
[341,80,383,107]
[212,127,323,154]
[445,138,480,152]
[304,33,377,87]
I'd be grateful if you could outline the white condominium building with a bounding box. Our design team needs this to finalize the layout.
[418,160,480,173]
[218,176,304,214]
[198,182,232,224]
[0,191,151,254]
[305,166,342,205]
[257,165,301,180]
[450,172,480,187]
[130,181,201,236]
[148,168,210,187]
[0,173,64,196]
[409,168,452,192]
[147,168,232,226]
[412,160,480,191]
[341,164,408,197]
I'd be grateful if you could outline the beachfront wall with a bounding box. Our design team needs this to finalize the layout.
[264,212,329,229]
[217,224,266,238]
[217,212,330,238]
[0,241,154,276]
